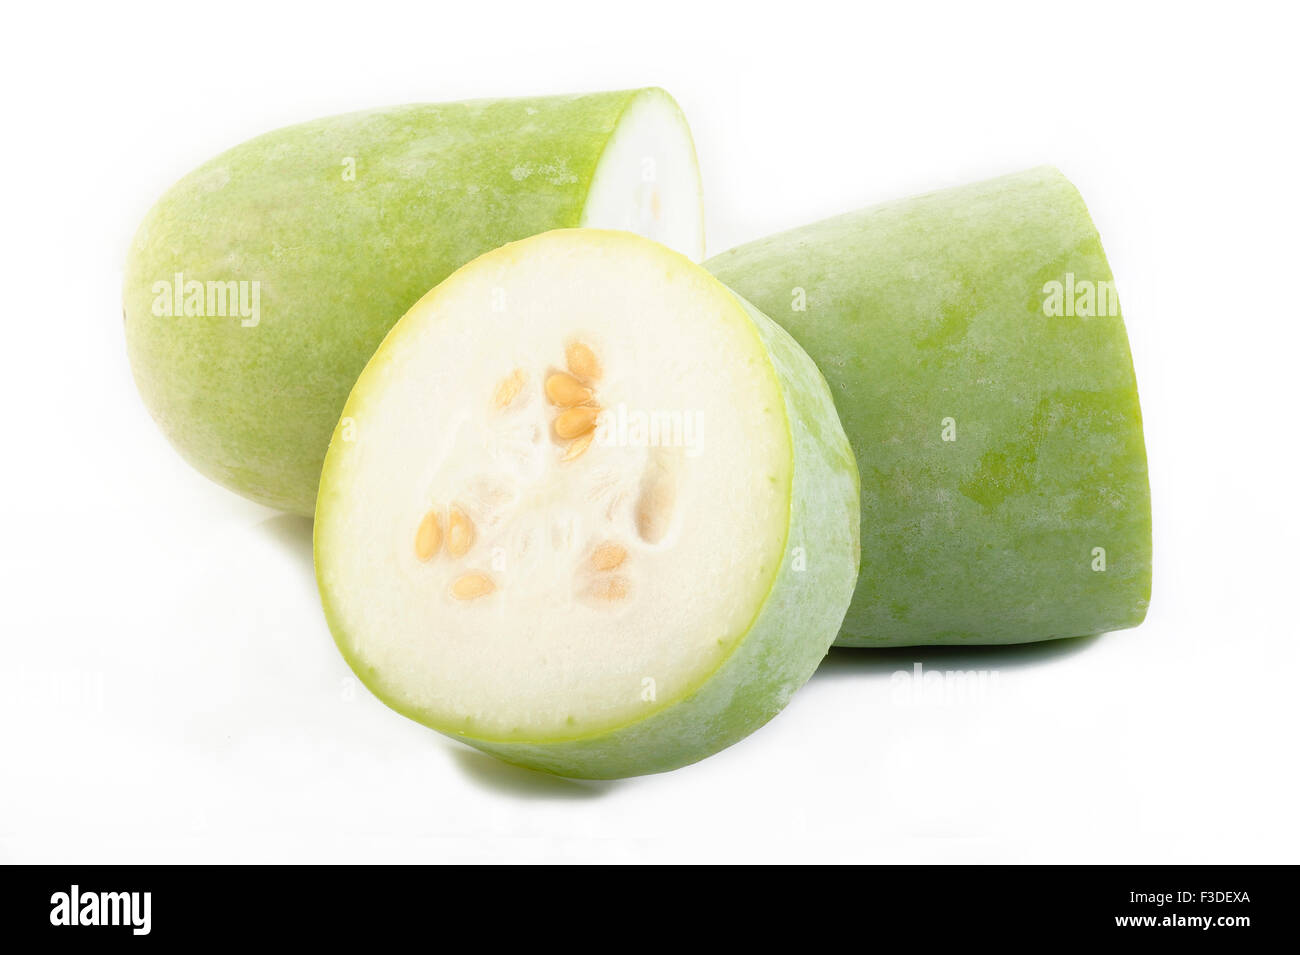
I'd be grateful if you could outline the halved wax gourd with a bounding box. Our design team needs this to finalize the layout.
[707,167,1151,647]
[314,229,859,778]
[124,88,704,515]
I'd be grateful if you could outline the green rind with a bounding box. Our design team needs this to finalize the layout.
[706,167,1151,647]
[315,232,859,779]
[124,88,693,515]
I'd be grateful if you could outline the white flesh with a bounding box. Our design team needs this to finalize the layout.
[581,90,705,261]
[316,231,791,741]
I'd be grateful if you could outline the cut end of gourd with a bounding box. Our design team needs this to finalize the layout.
[580,88,705,260]
[315,229,795,750]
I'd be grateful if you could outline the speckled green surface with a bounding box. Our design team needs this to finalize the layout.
[707,167,1151,646]
[124,89,694,515]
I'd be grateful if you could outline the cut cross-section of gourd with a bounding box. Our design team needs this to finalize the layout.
[314,229,860,779]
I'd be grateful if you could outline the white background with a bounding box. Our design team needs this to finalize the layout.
[2,1,1296,863]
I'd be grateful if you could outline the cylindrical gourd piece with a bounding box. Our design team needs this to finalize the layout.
[706,167,1151,646]
[314,229,860,778]
[124,88,704,515]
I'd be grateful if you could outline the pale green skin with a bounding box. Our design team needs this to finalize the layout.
[707,167,1151,647]
[315,233,860,779]
[124,89,696,515]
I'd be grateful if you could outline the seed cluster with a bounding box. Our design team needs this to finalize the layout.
[414,502,493,600]
[547,341,604,461]
[552,344,630,601]
[413,340,629,604]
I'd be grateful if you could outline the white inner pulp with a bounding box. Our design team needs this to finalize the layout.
[580,90,705,261]
[320,231,791,740]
